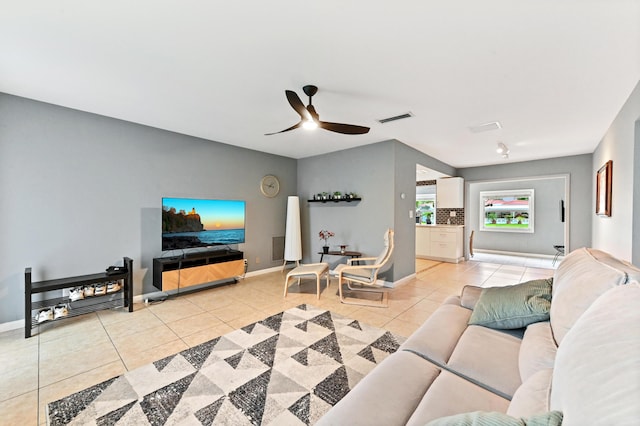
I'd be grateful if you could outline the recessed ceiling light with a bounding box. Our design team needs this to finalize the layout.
[468,121,502,133]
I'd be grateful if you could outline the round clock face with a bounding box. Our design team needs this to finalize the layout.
[260,175,280,198]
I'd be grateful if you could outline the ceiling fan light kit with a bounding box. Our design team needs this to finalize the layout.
[265,84,370,136]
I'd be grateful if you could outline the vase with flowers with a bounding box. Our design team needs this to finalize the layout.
[319,229,334,254]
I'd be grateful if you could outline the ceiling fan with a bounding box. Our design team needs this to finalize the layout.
[265,85,370,135]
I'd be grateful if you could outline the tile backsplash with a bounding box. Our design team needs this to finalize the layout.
[436,208,465,225]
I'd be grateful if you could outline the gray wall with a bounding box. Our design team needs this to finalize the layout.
[467,177,565,255]
[0,94,297,324]
[459,154,592,253]
[297,140,456,283]
[592,80,640,263]
[297,142,396,278]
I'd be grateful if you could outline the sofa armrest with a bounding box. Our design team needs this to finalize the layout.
[460,285,483,310]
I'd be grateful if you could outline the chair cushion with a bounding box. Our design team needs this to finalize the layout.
[550,283,640,425]
[468,279,552,330]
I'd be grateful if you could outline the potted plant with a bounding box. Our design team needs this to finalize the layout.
[319,230,334,253]
[333,191,342,200]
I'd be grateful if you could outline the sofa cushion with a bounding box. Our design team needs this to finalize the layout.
[460,285,483,310]
[550,283,640,425]
[550,248,639,345]
[468,278,552,330]
[507,368,553,418]
[518,322,556,382]
[400,304,472,365]
[406,370,510,425]
[425,410,562,426]
[447,325,522,398]
[316,350,441,426]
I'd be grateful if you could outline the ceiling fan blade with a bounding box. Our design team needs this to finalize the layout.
[285,90,309,119]
[318,121,370,135]
[264,121,303,136]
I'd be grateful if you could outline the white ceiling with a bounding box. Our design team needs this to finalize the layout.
[2,1,639,168]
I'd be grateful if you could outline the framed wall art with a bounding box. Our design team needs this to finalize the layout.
[596,160,612,217]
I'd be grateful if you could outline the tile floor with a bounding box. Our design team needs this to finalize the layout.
[1,256,554,425]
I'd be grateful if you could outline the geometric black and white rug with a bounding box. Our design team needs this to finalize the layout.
[47,304,405,425]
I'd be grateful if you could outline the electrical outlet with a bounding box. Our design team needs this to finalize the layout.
[243,259,248,266]
[450,211,456,217]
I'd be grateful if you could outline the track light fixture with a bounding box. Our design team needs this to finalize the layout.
[496,142,510,159]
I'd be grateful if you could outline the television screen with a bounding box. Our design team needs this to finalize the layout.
[162,197,245,250]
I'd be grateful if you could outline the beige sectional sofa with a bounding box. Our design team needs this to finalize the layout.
[318,248,640,425]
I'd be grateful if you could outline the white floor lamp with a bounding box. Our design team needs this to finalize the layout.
[283,196,302,270]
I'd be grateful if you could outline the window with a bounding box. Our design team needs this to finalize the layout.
[480,189,534,233]
[416,195,436,224]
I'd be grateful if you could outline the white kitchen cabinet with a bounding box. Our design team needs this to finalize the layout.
[416,225,464,263]
[416,225,431,257]
[436,177,464,208]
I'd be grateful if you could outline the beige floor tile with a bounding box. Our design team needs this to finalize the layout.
[147,298,205,323]
[425,289,459,304]
[482,276,521,288]
[39,360,127,422]
[39,340,121,387]
[209,302,262,323]
[226,310,277,329]
[185,291,237,311]
[120,339,189,371]
[383,317,423,339]
[0,328,39,352]
[103,308,165,339]
[181,323,236,347]
[395,299,441,324]
[111,324,179,358]
[96,303,148,325]
[347,308,396,328]
[39,326,112,359]
[0,359,39,402]
[0,390,38,426]
[165,311,224,338]
[35,313,103,342]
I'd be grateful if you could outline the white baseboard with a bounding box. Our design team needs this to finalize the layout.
[0,319,24,333]
[474,249,556,260]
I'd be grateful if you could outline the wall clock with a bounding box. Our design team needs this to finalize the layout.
[260,175,280,198]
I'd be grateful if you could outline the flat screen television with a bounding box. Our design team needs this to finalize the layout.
[162,197,246,251]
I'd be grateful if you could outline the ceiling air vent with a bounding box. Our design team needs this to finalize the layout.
[468,121,502,133]
[377,112,414,124]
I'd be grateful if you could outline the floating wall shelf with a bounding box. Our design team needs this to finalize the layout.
[308,198,362,204]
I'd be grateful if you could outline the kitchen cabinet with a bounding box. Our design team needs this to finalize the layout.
[436,177,464,208]
[416,225,464,263]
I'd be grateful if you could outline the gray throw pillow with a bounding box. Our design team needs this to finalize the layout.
[425,410,563,426]
[468,278,553,329]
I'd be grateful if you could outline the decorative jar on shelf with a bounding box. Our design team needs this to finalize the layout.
[322,246,330,254]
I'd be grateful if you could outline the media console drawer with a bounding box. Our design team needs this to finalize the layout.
[153,250,244,292]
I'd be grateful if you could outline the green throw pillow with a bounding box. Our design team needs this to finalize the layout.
[425,410,563,426]
[468,278,553,329]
